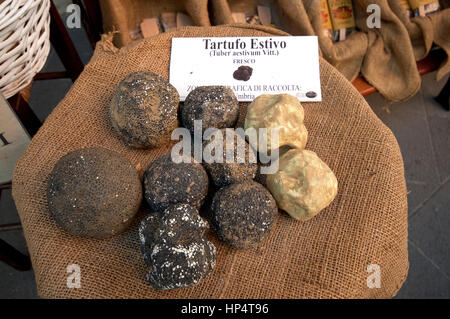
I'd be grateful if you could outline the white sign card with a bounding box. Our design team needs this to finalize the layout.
[0,94,31,184]
[170,36,321,102]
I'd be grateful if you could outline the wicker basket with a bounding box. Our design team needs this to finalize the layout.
[0,0,51,99]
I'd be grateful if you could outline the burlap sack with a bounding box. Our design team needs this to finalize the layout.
[390,2,450,81]
[209,0,421,101]
[99,0,211,47]
[353,0,421,102]
[429,8,450,80]
[12,25,408,298]
[390,0,434,61]
[303,0,368,82]
[209,0,367,81]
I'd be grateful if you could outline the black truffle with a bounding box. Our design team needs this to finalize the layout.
[143,154,209,212]
[140,204,209,247]
[109,71,179,148]
[203,128,257,187]
[47,147,142,238]
[139,204,217,290]
[306,91,317,98]
[233,65,253,81]
[254,164,268,186]
[181,86,239,134]
[211,181,278,249]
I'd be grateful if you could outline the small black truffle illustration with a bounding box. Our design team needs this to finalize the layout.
[306,91,317,98]
[233,65,253,81]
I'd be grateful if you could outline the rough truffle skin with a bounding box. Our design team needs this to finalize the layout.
[47,147,142,238]
[109,71,179,148]
[211,181,278,249]
[203,128,257,187]
[266,149,338,221]
[181,86,239,134]
[143,154,209,212]
[244,94,308,152]
[140,205,209,249]
[139,204,217,290]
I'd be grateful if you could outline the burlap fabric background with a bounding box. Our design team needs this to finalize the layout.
[390,0,434,61]
[390,1,450,82]
[304,0,368,82]
[209,0,368,82]
[429,8,450,81]
[12,25,408,298]
[208,0,420,101]
[99,0,211,47]
[100,0,450,101]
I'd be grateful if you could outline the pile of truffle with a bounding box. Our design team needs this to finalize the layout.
[46,71,338,291]
[244,94,338,221]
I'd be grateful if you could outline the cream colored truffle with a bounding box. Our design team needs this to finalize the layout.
[266,149,338,221]
[244,94,308,153]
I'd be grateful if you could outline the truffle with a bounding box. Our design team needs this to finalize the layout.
[253,146,292,186]
[266,149,338,221]
[244,94,308,152]
[306,91,317,98]
[211,181,278,249]
[109,71,179,148]
[139,204,217,290]
[47,147,142,238]
[202,128,257,187]
[254,164,268,186]
[140,204,209,247]
[233,65,253,81]
[181,86,239,134]
[143,154,209,212]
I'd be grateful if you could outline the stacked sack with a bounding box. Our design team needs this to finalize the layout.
[100,0,450,101]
